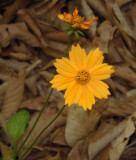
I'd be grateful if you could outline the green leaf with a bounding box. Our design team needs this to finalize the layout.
[67,30,73,36]
[62,27,69,31]
[63,21,70,26]
[74,32,79,40]
[77,30,85,36]
[7,110,30,145]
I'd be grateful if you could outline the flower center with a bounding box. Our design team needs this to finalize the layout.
[72,16,82,24]
[76,71,90,85]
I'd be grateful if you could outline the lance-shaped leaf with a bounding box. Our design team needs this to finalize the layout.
[7,110,30,145]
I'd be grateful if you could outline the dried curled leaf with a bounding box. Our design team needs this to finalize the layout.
[1,70,25,119]
[65,105,100,146]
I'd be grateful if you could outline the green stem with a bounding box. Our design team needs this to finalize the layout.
[16,34,72,159]
[19,105,66,160]
[64,35,72,57]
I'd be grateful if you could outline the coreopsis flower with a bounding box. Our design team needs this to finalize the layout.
[50,44,114,110]
[58,8,98,29]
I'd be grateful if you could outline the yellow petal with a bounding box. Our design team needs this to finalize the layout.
[91,63,114,80]
[69,44,87,70]
[54,57,77,77]
[79,86,95,110]
[86,48,104,70]
[64,82,81,106]
[50,74,74,91]
[87,80,110,99]
[58,14,64,20]
[73,7,78,16]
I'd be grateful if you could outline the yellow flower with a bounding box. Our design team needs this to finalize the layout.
[50,44,114,110]
[58,8,98,29]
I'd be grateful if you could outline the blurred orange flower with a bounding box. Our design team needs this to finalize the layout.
[50,44,114,110]
[58,8,98,29]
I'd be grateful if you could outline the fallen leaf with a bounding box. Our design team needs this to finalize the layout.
[1,70,25,119]
[65,105,100,146]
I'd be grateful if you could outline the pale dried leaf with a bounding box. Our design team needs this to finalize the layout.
[1,70,25,119]
[86,0,112,20]
[65,105,100,146]
[67,139,88,160]
[49,127,67,145]
[26,59,41,76]
[0,58,30,72]
[0,82,8,106]
[114,65,136,86]
[25,74,39,96]
[39,71,54,82]
[109,113,136,160]
[88,119,127,159]
[19,112,66,157]
[18,9,48,48]
[81,0,97,38]
[9,52,31,61]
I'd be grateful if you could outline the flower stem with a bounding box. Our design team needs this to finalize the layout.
[19,105,66,160]
[16,35,72,159]
[64,35,72,57]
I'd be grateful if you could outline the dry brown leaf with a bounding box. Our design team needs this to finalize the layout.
[0,64,13,81]
[112,3,135,40]
[43,47,65,58]
[39,71,54,82]
[94,145,112,160]
[35,0,59,16]
[0,23,41,48]
[81,0,97,38]
[2,0,33,23]
[116,0,133,7]
[114,65,136,86]
[19,112,66,157]
[1,70,25,119]
[25,74,39,96]
[0,24,11,48]
[20,97,47,111]
[12,41,31,55]
[48,40,67,52]
[65,105,100,146]
[67,139,88,160]
[9,52,31,61]
[109,113,136,160]
[131,2,136,27]
[97,20,117,53]
[41,59,56,70]
[46,32,71,43]
[103,96,136,117]
[18,9,48,48]
[86,0,112,20]
[107,41,123,63]
[26,59,41,76]
[8,23,42,47]
[39,153,62,160]
[0,113,11,143]
[88,118,127,159]
[49,127,67,145]
[49,1,65,21]
[0,141,14,160]
[0,82,8,106]
[0,58,30,72]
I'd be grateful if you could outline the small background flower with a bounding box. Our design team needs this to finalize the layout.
[58,7,98,29]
